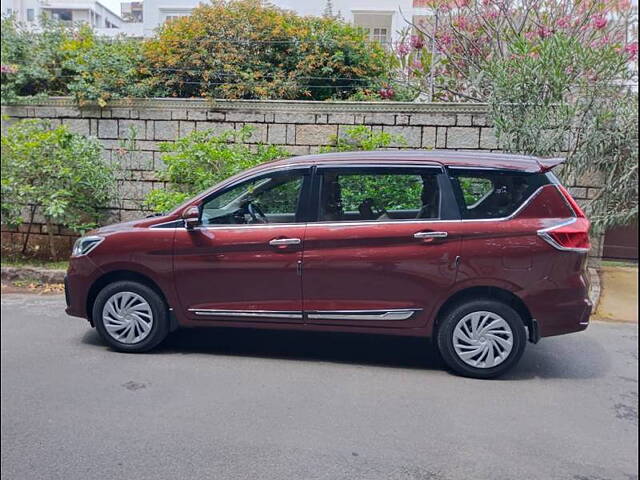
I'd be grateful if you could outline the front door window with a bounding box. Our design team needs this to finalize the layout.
[201,172,305,225]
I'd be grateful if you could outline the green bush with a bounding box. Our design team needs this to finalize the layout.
[1,17,74,102]
[1,119,117,258]
[143,0,390,100]
[1,17,158,105]
[320,125,405,152]
[144,126,289,212]
[486,33,637,231]
[64,35,161,106]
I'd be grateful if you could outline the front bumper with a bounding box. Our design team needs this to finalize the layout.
[64,255,102,320]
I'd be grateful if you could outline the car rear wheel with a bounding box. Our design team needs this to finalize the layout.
[436,299,527,379]
[93,280,169,353]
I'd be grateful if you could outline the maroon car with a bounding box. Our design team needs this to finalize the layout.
[65,151,592,378]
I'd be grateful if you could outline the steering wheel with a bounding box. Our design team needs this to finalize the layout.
[247,201,268,223]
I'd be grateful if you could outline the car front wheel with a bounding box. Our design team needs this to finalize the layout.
[436,299,527,379]
[93,280,169,353]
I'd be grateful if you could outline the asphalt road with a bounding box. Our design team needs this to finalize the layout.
[1,293,638,480]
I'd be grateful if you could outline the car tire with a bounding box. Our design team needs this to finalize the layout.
[93,280,169,353]
[436,299,527,379]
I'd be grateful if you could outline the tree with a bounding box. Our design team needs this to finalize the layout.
[323,0,335,18]
[400,0,638,231]
[143,0,390,101]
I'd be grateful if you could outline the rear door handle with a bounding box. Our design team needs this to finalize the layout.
[269,238,301,246]
[414,231,448,239]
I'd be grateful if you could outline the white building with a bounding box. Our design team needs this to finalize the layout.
[1,0,124,30]
[274,0,427,46]
[130,0,425,40]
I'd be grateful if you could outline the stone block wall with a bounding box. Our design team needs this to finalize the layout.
[0,98,600,259]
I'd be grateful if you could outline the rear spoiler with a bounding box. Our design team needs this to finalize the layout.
[537,157,565,172]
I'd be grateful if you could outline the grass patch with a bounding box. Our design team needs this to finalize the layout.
[1,255,68,271]
[601,259,638,269]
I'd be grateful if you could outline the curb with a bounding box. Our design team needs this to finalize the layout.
[588,267,601,312]
[1,266,66,284]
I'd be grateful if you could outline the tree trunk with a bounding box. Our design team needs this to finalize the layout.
[45,218,57,260]
[21,205,37,255]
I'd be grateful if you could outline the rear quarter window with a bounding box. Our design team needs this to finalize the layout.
[451,170,549,219]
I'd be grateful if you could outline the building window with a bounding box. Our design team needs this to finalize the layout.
[352,12,393,47]
[163,11,191,23]
[27,9,35,21]
[372,28,388,44]
[51,9,72,21]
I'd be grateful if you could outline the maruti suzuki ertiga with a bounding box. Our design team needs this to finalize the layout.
[65,151,592,378]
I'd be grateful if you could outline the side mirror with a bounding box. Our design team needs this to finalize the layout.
[181,206,201,231]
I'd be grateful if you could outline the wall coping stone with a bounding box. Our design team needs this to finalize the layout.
[3,97,490,115]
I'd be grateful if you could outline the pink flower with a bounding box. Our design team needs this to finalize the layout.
[437,33,453,47]
[454,15,472,31]
[537,26,552,38]
[524,31,537,41]
[592,15,607,30]
[556,16,571,29]
[396,43,410,57]
[410,35,425,50]
[485,9,499,19]
[0,64,18,74]
[379,86,395,99]
[616,0,631,11]
[624,42,638,59]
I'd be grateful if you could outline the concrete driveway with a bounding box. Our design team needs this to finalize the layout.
[1,293,638,480]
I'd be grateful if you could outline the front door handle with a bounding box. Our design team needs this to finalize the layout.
[414,231,448,239]
[269,238,302,246]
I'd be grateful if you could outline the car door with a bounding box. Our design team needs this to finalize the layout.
[173,167,311,323]
[301,164,462,329]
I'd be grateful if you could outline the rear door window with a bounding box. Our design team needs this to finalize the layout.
[451,170,549,219]
[317,167,441,222]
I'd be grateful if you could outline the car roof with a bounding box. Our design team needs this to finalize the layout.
[265,150,563,173]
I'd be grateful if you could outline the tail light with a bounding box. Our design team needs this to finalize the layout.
[539,218,591,252]
[538,185,590,252]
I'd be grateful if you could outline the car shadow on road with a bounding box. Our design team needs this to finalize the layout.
[82,327,611,380]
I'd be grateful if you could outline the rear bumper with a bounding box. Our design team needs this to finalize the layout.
[537,298,592,338]
[524,283,592,338]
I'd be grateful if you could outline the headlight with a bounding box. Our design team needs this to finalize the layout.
[72,236,104,257]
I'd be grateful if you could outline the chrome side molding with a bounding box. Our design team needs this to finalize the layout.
[189,308,422,321]
[306,309,421,321]
[189,309,302,319]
